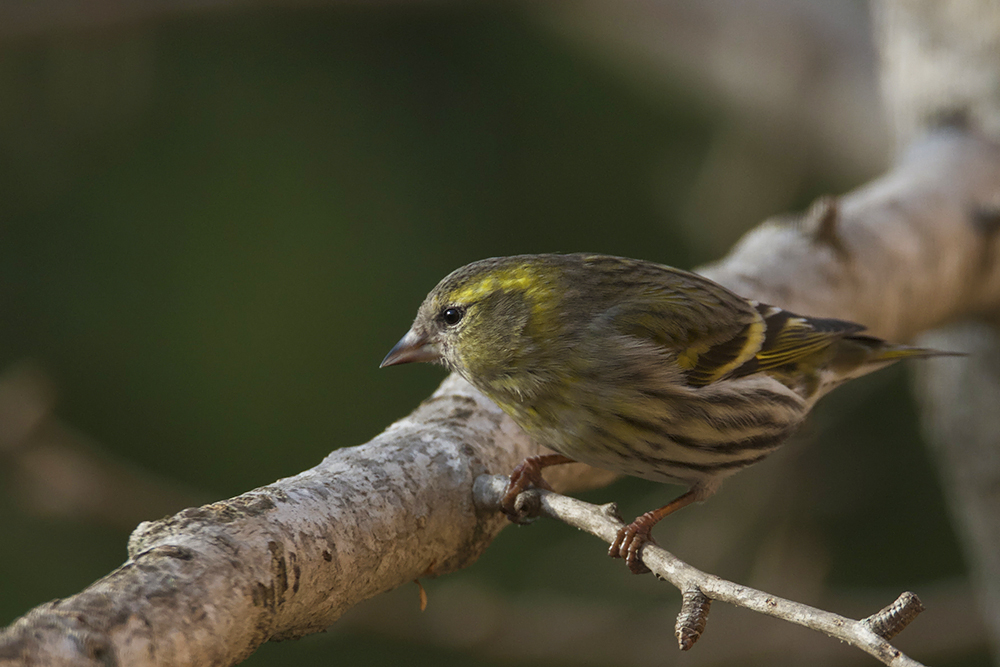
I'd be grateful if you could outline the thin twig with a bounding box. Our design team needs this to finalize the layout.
[474,475,927,667]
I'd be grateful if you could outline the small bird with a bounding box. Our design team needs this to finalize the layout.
[381,253,948,574]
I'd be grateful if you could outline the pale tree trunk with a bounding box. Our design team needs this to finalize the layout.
[2,2,1000,666]
[877,0,1000,659]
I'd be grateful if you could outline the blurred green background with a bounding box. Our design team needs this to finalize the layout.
[0,3,988,666]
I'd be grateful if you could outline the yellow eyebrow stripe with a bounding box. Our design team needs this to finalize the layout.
[451,269,539,303]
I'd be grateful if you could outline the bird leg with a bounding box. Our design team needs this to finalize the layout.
[501,454,575,523]
[609,488,701,574]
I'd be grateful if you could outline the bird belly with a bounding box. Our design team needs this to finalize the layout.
[519,374,806,487]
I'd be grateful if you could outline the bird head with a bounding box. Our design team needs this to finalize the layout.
[381,257,562,394]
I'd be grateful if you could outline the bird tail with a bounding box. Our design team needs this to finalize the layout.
[803,334,964,403]
[828,335,965,387]
[845,335,965,363]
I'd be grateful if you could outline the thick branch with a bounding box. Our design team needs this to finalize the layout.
[700,130,1000,337]
[0,376,536,666]
[2,130,999,666]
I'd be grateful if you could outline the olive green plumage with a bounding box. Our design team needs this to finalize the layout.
[382,253,943,504]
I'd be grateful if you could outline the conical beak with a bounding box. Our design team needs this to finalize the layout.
[380,329,440,367]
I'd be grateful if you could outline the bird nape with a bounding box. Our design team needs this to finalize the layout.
[381,253,955,574]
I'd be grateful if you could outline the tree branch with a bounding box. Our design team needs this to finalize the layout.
[473,475,927,667]
[0,375,613,667]
[1,129,998,666]
[698,130,1000,336]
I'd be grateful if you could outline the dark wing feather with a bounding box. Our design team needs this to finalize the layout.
[730,304,867,378]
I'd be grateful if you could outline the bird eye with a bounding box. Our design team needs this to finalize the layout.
[441,307,465,326]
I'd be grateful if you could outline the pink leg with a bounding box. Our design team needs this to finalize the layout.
[609,489,701,574]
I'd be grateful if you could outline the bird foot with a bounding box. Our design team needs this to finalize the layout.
[608,513,657,575]
[501,457,556,524]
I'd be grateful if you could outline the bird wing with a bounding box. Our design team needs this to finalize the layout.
[731,306,867,377]
[595,268,766,387]
[596,268,866,387]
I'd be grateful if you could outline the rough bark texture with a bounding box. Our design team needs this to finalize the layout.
[0,375,620,666]
[0,378,536,666]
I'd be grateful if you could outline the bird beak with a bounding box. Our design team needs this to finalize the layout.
[380,329,439,367]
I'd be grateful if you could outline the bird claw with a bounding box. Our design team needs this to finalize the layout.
[501,459,553,524]
[609,519,654,575]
